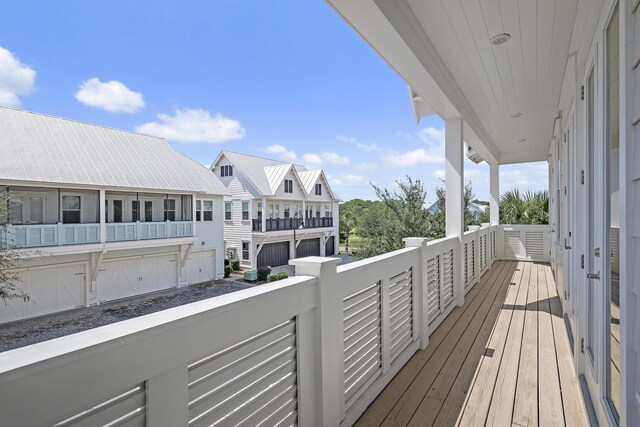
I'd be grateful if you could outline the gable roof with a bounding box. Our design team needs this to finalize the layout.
[297,169,338,200]
[213,150,309,196]
[0,106,228,196]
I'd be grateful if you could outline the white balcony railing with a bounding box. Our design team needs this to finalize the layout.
[0,223,100,248]
[105,221,193,242]
[0,224,539,426]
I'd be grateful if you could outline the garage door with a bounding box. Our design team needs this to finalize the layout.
[297,238,321,258]
[257,242,290,268]
[186,250,216,284]
[0,264,86,324]
[98,253,177,302]
[325,236,336,256]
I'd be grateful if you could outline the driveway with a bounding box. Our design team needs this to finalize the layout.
[0,279,254,353]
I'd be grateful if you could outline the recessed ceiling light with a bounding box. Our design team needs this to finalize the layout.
[510,112,522,118]
[490,33,511,45]
[518,138,527,143]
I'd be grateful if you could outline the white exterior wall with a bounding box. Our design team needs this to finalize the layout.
[193,196,225,279]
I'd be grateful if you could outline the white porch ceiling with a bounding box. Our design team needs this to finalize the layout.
[328,0,580,164]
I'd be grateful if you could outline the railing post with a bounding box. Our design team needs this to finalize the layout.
[404,237,430,350]
[57,222,63,246]
[146,364,189,426]
[289,256,343,426]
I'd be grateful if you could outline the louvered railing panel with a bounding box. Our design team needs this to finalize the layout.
[426,255,441,324]
[441,250,455,308]
[525,231,544,259]
[187,319,298,427]
[343,282,383,407]
[388,268,413,362]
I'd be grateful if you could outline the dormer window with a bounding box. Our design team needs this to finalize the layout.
[315,183,322,195]
[284,179,293,193]
[221,165,233,177]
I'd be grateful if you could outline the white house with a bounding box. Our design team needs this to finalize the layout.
[0,106,228,324]
[210,151,340,269]
[4,1,640,426]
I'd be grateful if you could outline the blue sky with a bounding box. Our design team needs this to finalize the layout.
[0,0,547,203]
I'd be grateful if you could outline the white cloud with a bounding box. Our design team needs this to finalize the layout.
[417,127,445,146]
[336,135,382,152]
[321,151,351,165]
[330,174,367,187]
[265,144,297,162]
[386,148,445,167]
[0,47,36,107]
[136,108,245,143]
[356,162,378,172]
[75,78,144,113]
[433,169,446,180]
[336,135,356,143]
[303,153,323,166]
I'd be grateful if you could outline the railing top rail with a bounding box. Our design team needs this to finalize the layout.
[0,275,317,377]
[336,246,418,275]
[500,224,550,230]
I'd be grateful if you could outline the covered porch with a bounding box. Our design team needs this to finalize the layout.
[357,260,587,426]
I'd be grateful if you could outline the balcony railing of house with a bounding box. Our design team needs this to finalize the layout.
[106,221,193,242]
[0,224,550,426]
[252,216,334,232]
[0,223,101,247]
[1,220,194,248]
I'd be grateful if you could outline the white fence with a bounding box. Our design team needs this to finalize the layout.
[1,223,100,247]
[0,224,530,426]
[497,224,551,262]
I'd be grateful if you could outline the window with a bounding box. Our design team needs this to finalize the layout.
[62,195,81,224]
[132,200,140,222]
[284,179,293,193]
[315,204,321,218]
[315,183,322,195]
[203,200,213,221]
[164,199,176,221]
[257,202,263,220]
[9,198,22,224]
[196,200,201,221]
[284,204,290,218]
[325,203,332,218]
[225,202,232,220]
[241,201,249,221]
[144,201,153,222]
[112,200,123,223]
[242,241,249,260]
[220,165,233,177]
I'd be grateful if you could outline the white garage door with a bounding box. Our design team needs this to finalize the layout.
[0,264,86,324]
[186,250,216,284]
[97,253,178,302]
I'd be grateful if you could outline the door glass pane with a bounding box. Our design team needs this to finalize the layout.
[145,201,153,222]
[586,66,596,361]
[132,200,140,222]
[113,200,123,223]
[9,198,22,224]
[62,196,81,224]
[606,5,620,420]
[29,196,44,224]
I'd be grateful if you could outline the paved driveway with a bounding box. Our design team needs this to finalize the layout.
[0,279,253,353]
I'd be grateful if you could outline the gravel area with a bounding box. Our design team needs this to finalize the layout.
[0,279,254,353]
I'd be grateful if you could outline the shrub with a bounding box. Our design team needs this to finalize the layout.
[224,258,230,266]
[224,265,232,277]
[230,259,240,271]
[257,266,272,281]
[267,272,289,283]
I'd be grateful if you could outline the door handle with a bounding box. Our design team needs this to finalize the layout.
[587,271,600,280]
[564,239,572,250]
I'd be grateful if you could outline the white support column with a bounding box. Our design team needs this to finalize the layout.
[261,197,267,232]
[99,189,106,243]
[490,163,500,225]
[445,117,465,307]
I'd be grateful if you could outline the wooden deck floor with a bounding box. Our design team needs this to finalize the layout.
[355,261,588,427]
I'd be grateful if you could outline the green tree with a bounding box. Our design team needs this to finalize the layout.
[499,188,549,224]
[0,186,28,302]
[353,176,430,259]
[429,181,481,239]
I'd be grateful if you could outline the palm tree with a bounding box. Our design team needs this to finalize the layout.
[499,189,549,225]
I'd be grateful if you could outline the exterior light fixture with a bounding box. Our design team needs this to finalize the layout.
[518,138,527,143]
[490,33,511,45]
[510,112,522,118]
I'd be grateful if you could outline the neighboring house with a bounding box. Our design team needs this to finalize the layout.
[211,151,340,269]
[0,106,228,324]
[427,201,487,223]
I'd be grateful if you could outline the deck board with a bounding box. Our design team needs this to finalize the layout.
[354,260,587,427]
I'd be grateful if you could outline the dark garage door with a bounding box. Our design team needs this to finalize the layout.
[325,236,335,256]
[257,242,290,268]
[297,238,321,258]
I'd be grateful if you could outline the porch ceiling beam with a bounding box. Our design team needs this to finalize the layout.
[328,0,500,165]
[499,150,550,165]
